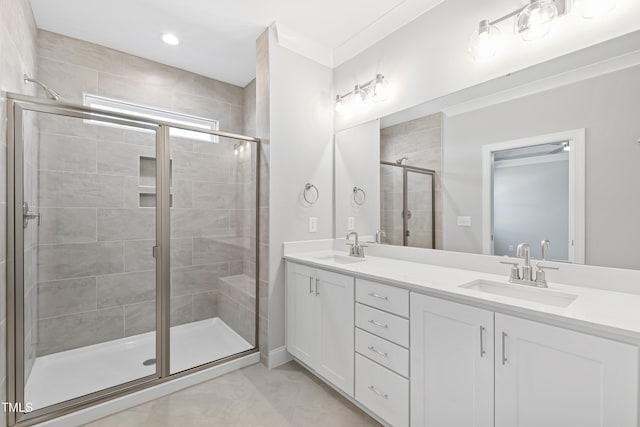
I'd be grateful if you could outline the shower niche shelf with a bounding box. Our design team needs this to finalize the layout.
[138,156,173,208]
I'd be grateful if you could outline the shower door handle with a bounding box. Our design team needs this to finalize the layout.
[23,202,41,228]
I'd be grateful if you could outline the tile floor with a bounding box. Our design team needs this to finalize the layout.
[85,361,381,426]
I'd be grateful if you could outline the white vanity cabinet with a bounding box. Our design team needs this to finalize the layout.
[410,294,494,427]
[411,293,639,427]
[285,261,355,396]
[495,313,639,427]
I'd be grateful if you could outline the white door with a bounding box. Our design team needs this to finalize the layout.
[285,262,318,367]
[316,269,355,396]
[495,313,639,427]
[410,294,494,427]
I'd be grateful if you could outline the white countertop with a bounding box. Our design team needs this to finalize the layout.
[284,250,640,342]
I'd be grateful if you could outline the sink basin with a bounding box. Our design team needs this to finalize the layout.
[314,254,367,265]
[459,280,577,308]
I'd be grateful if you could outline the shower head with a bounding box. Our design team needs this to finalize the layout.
[396,157,408,165]
[23,75,62,100]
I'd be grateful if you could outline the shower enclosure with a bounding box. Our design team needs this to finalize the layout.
[6,93,260,426]
[380,161,435,248]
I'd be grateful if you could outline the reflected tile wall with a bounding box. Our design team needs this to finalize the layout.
[380,113,443,249]
[0,0,39,413]
[35,30,258,357]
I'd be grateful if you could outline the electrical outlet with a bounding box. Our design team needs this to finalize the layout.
[309,217,317,233]
[457,216,472,227]
[347,217,355,231]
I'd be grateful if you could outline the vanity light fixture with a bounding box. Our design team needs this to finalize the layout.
[162,33,180,46]
[335,74,388,114]
[469,0,617,62]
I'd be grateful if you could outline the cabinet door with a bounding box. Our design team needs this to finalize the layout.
[285,262,318,367]
[495,313,639,427]
[316,269,355,396]
[411,294,494,427]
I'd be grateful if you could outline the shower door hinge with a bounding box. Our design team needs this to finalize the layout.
[153,246,159,259]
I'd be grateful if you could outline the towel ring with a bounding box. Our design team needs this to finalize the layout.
[304,183,319,205]
[353,187,366,206]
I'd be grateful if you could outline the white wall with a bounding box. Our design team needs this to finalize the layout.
[443,65,640,270]
[266,25,334,353]
[333,0,640,132]
[334,120,380,238]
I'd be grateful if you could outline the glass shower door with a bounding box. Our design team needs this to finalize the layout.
[406,170,435,249]
[380,163,404,245]
[168,128,257,374]
[16,107,161,413]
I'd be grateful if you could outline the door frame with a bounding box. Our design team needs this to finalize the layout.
[481,129,586,263]
[5,93,262,426]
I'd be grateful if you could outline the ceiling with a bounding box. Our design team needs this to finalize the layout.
[30,0,445,87]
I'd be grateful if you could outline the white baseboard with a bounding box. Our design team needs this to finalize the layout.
[267,346,292,368]
[37,353,260,427]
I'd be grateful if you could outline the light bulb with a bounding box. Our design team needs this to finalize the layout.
[372,74,389,102]
[583,0,616,18]
[239,143,245,153]
[162,34,180,46]
[563,142,570,152]
[233,145,239,156]
[351,86,364,111]
[517,0,558,41]
[335,95,345,113]
[469,20,502,61]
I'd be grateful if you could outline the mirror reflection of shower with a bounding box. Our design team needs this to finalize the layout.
[23,74,62,100]
[396,156,408,165]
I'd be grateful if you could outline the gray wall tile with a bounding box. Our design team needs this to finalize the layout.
[171,264,228,296]
[38,277,97,319]
[37,307,124,355]
[38,241,124,282]
[39,133,97,173]
[97,271,156,308]
[39,171,124,208]
[38,207,97,244]
[97,208,155,241]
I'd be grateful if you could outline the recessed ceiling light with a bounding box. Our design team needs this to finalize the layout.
[162,34,180,46]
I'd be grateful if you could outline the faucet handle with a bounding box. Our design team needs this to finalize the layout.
[534,263,559,287]
[500,261,521,282]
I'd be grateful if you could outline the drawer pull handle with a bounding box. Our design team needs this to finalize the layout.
[368,385,388,399]
[309,276,313,294]
[368,292,388,300]
[479,326,486,358]
[368,319,388,329]
[367,346,388,357]
[501,332,508,365]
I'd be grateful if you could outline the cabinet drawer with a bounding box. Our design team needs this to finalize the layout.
[356,279,409,317]
[356,328,409,377]
[356,303,409,348]
[356,354,409,427]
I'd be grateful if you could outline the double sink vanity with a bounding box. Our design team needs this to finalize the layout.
[284,240,640,427]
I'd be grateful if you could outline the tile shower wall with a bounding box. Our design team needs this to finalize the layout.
[1,0,38,423]
[380,113,443,249]
[35,30,257,354]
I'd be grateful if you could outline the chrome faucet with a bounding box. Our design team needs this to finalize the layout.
[346,232,366,258]
[500,242,559,288]
[517,243,533,282]
[541,240,550,261]
[375,230,386,244]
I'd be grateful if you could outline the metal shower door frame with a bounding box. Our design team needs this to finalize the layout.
[380,161,436,249]
[5,93,261,427]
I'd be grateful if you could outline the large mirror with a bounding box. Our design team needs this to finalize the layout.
[335,37,640,271]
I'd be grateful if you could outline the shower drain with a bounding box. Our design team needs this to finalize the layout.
[143,358,157,366]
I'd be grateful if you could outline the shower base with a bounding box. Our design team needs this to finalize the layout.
[25,317,253,411]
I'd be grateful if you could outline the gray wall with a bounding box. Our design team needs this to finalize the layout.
[493,159,569,260]
[380,113,443,249]
[443,65,640,270]
[35,30,257,354]
[335,119,380,238]
[261,25,334,359]
[0,0,38,424]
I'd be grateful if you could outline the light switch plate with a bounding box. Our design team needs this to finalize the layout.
[347,217,355,231]
[309,217,317,233]
[457,216,472,227]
